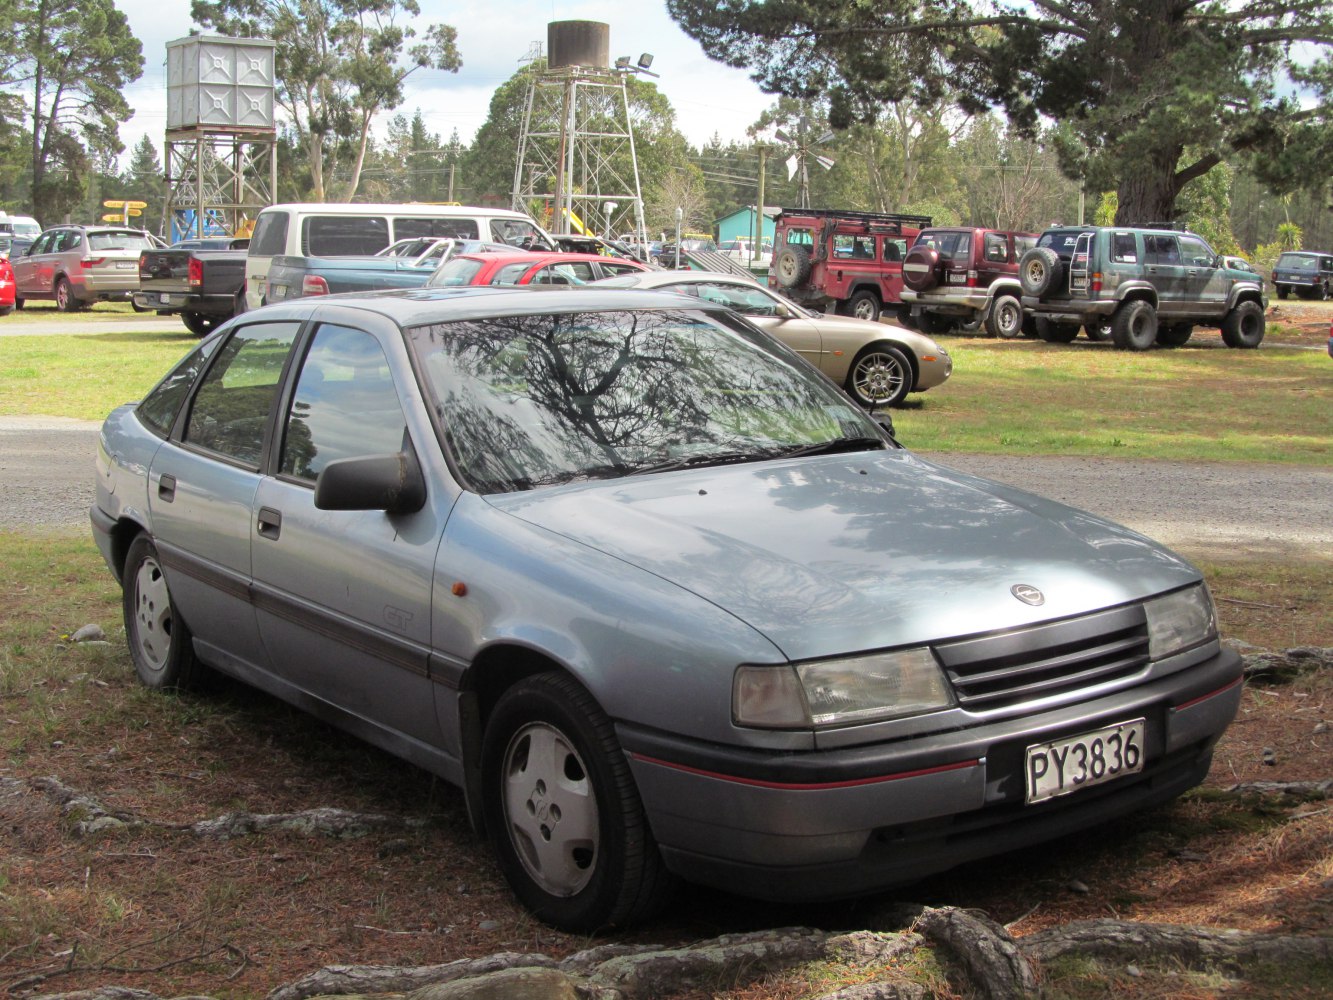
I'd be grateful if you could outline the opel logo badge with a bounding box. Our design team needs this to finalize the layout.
[1011,584,1045,606]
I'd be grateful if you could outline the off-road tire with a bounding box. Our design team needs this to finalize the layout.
[846,289,882,322]
[1220,300,1265,349]
[1111,299,1159,351]
[181,310,221,337]
[985,294,1024,338]
[1035,317,1080,343]
[1156,323,1193,348]
[902,244,943,291]
[774,246,812,288]
[1019,247,1063,297]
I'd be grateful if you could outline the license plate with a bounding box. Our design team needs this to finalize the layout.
[159,293,171,304]
[1025,718,1145,804]
[947,272,966,284]
[116,261,135,269]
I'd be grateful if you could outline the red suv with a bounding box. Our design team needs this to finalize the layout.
[899,227,1037,337]
[769,208,932,322]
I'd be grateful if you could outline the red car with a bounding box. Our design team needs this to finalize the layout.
[427,251,649,288]
[0,256,15,316]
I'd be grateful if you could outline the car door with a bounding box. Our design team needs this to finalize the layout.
[11,231,53,296]
[249,320,444,746]
[1143,234,1185,315]
[1176,234,1225,313]
[147,318,303,676]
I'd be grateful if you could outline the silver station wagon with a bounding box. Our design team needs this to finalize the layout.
[92,287,1243,932]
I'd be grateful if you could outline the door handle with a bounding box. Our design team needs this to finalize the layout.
[157,474,176,502]
[257,506,282,540]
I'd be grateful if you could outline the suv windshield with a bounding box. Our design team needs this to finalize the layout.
[410,309,879,493]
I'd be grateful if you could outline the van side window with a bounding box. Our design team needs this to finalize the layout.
[304,216,390,255]
[250,212,290,257]
[398,217,481,241]
[1111,233,1137,263]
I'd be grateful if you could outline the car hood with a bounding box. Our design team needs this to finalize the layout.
[487,450,1200,661]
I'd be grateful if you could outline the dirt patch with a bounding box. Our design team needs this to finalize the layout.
[1266,299,1333,348]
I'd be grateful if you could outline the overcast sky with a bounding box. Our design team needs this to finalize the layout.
[115,0,778,163]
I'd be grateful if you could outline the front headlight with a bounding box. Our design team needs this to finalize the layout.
[1144,583,1217,659]
[734,648,955,729]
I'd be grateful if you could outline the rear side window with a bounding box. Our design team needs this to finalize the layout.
[1111,233,1138,263]
[138,335,224,436]
[303,216,389,255]
[185,321,301,466]
[249,211,290,257]
[982,232,1008,262]
[397,216,481,240]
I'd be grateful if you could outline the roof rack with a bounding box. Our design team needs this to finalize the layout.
[777,207,934,230]
[1122,220,1190,232]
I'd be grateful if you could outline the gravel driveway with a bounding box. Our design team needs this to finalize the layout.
[4,416,1330,558]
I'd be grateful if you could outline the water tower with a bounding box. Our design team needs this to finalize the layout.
[511,21,649,242]
[163,35,278,240]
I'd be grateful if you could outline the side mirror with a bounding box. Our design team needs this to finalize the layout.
[869,410,897,441]
[314,449,426,514]
[772,302,791,319]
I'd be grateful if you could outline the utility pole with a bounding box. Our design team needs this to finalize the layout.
[753,145,767,266]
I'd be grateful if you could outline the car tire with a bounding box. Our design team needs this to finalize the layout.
[1276,285,1289,300]
[1220,300,1265,349]
[1111,299,1158,351]
[1318,282,1329,302]
[895,305,918,330]
[55,276,81,312]
[846,342,913,408]
[847,289,882,322]
[901,244,942,291]
[984,294,1024,338]
[1083,321,1113,342]
[181,310,221,337]
[1020,314,1039,339]
[1019,247,1062,296]
[1156,323,1193,347]
[122,534,202,691]
[773,246,812,288]
[0,306,12,317]
[481,672,673,932]
[1035,317,1080,343]
[13,297,24,310]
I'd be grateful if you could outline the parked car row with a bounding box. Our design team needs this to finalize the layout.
[766,208,1275,351]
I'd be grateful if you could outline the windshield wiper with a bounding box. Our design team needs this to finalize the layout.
[528,463,631,486]
[628,449,776,476]
[776,436,886,459]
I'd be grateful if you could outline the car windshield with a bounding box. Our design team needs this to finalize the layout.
[409,309,882,494]
[428,257,487,286]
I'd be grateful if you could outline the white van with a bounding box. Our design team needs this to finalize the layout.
[245,203,553,310]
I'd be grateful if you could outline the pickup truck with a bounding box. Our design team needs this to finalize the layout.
[263,239,512,302]
[134,237,249,336]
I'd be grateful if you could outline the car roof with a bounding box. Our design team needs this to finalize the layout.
[250,285,718,327]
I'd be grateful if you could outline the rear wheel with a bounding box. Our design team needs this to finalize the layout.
[122,534,201,691]
[181,310,221,337]
[1276,285,1289,300]
[1220,300,1265,349]
[984,294,1024,338]
[1035,317,1080,343]
[846,343,912,408]
[55,276,81,312]
[1083,321,1113,342]
[1156,323,1193,347]
[846,289,882,322]
[1111,300,1158,351]
[481,673,672,932]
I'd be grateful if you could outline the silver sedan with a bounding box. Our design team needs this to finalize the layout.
[595,270,951,408]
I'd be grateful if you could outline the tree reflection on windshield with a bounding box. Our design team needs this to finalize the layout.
[410,310,873,493]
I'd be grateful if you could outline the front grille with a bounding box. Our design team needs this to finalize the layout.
[934,604,1150,710]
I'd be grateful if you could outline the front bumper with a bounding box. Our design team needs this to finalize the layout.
[621,646,1241,901]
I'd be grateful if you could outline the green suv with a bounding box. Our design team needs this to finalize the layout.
[1019,226,1267,350]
